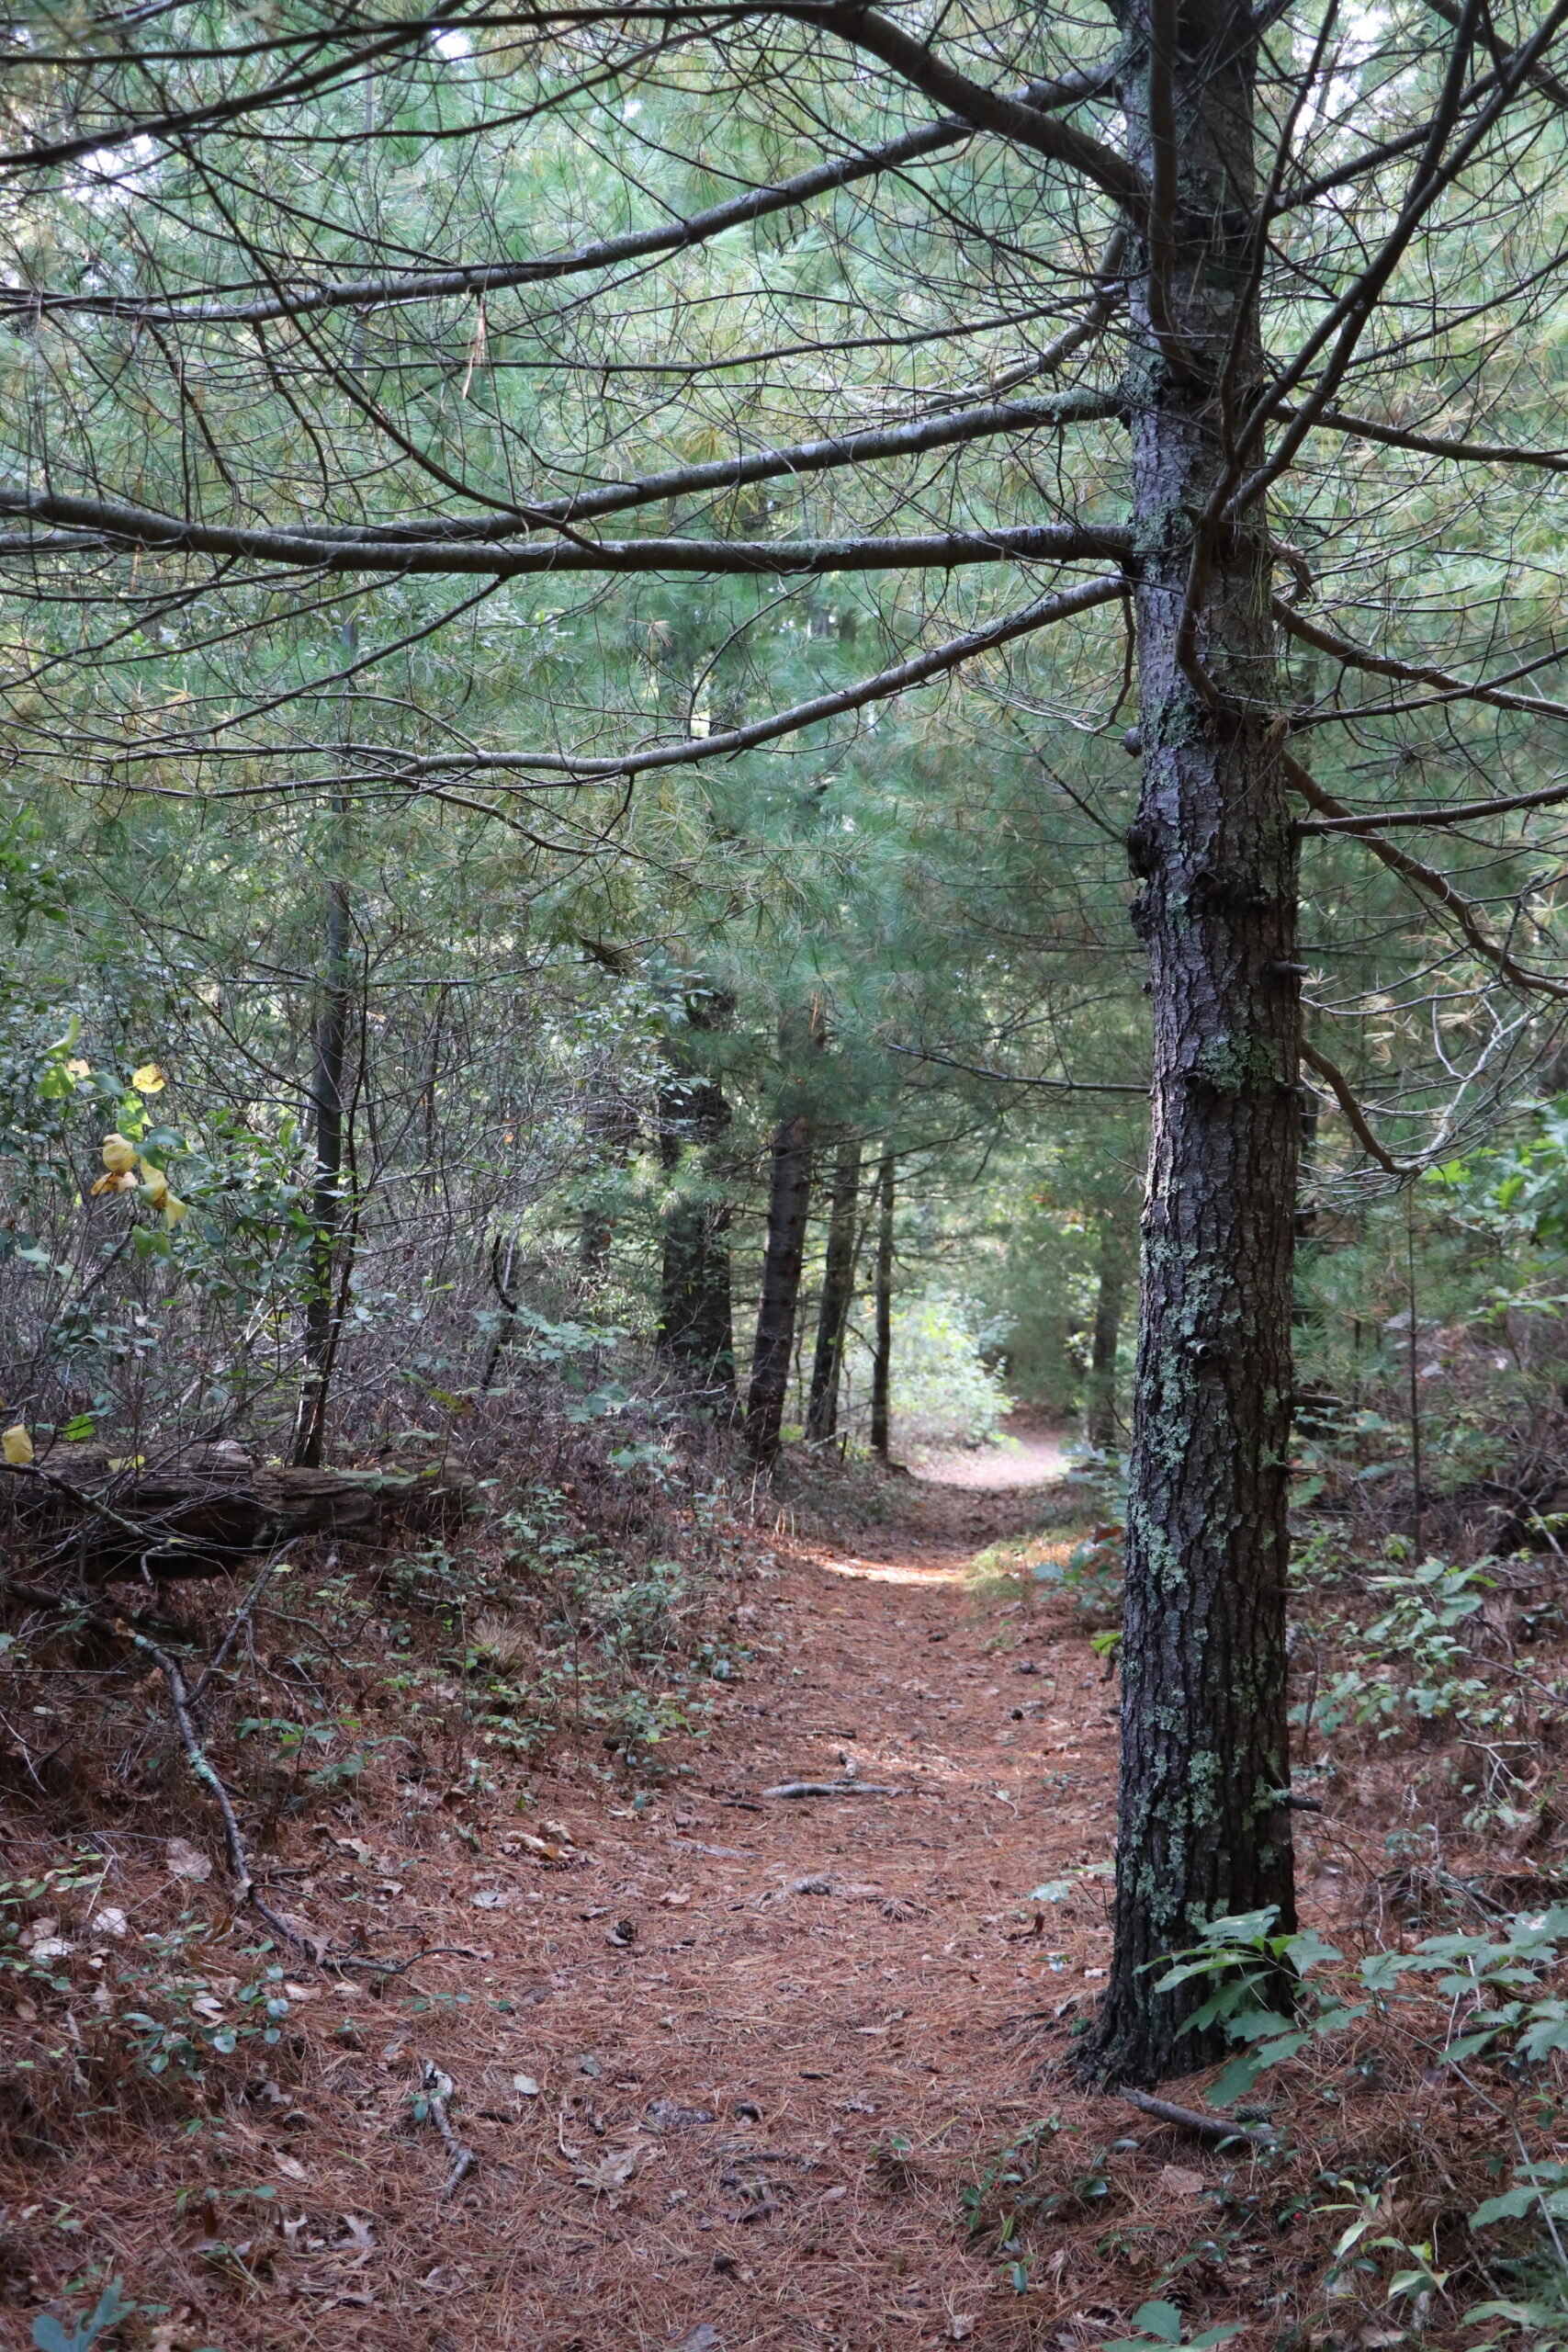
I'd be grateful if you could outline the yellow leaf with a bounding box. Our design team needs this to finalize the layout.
[141,1166,169,1209]
[100,1133,138,1174]
[89,1169,140,1197]
[130,1062,167,1094]
[64,1057,90,1080]
[2,1425,34,1466]
[163,1192,189,1226]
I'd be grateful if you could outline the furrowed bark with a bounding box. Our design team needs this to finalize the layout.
[1089,0,1299,2085]
[871,1153,895,1464]
[806,1133,862,1442]
[1085,1215,1131,1452]
[744,1110,815,1464]
[657,1053,738,1410]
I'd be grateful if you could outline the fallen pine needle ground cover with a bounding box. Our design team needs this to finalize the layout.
[1,1447,1563,2352]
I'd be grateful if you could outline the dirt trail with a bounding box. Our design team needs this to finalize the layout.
[38,1465,1138,2352]
[282,1468,1118,2352]
[912,1420,1077,1493]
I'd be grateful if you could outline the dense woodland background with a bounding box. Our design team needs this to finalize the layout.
[14,0,1568,2343]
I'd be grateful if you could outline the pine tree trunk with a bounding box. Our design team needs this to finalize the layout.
[744,1110,815,1463]
[806,1133,861,1442]
[870,1152,894,1464]
[1090,0,1300,2084]
[291,870,351,1469]
[657,1068,736,1408]
[1085,1217,1128,1453]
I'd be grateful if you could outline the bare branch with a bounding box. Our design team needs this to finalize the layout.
[1303,404,1568,475]
[777,3,1144,208]
[1287,752,1568,1002]
[1276,598,1568,728]
[316,387,1123,540]
[1299,780,1568,834]
[0,488,1131,579]
[1298,1041,1413,1176]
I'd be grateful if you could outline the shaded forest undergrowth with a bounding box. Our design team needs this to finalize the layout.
[6,1423,1568,2352]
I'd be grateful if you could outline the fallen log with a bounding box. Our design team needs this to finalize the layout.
[1,1442,478,1580]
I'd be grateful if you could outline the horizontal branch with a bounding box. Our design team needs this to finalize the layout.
[0,17,437,179]
[0,487,1131,578]
[1304,403,1568,474]
[779,2,1144,207]
[1299,778,1568,833]
[1287,751,1568,1003]
[1276,599,1568,727]
[321,386,1122,540]
[884,1040,1149,1094]
[2,60,1124,328]
[333,574,1132,785]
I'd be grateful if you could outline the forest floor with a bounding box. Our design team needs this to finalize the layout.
[8,1442,1145,2352]
[7,1438,1506,2352]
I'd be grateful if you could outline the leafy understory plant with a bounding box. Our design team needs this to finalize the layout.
[33,2282,138,2352]
[1156,1902,1568,2109]
[1099,2299,1245,2352]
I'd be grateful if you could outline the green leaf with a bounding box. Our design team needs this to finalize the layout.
[1471,2188,1540,2225]
[1132,2303,1185,2343]
[1204,2052,1266,2108]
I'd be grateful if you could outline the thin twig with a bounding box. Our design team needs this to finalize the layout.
[761,1779,906,1798]
[126,1626,321,1960]
[188,1545,293,1712]
[420,2060,478,2199]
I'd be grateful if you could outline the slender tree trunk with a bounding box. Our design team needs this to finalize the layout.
[291,865,351,1468]
[744,1109,814,1464]
[1090,0,1300,2084]
[870,1151,894,1464]
[657,1068,736,1408]
[806,1132,861,1442]
[1085,1216,1129,1453]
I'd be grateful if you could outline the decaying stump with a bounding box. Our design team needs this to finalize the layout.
[0,1441,478,1580]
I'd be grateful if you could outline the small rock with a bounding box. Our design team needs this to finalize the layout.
[647,2099,715,2132]
[513,2075,540,2098]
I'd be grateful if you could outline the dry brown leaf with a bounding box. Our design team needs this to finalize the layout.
[165,1838,211,1882]
[1158,2164,1207,2197]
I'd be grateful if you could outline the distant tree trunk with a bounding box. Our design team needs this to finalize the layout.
[291,852,351,1469]
[1084,1217,1129,1452]
[870,1150,894,1463]
[658,1067,736,1408]
[744,1109,814,1464]
[580,1100,639,1292]
[806,1133,861,1442]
